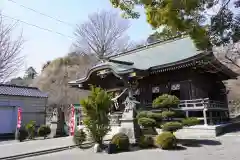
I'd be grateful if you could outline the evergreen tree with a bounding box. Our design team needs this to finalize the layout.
[110,0,240,50]
[80,86,112,145]
[137,94,200,134]
[24,67,37,79]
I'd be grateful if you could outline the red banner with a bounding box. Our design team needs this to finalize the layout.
[17,108,22,129]
[69,104,75,136]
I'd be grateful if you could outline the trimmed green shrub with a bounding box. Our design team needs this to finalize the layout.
[155,132,177,150]
[162,122,183,133]
[137,111,162,122]
[25,121,36,139]
[141,126,158,135]
[138,135,154,148]
[18,127,28,142]
[182,117,200,126]
[138,117,156,128]
[148,112,162,121]
[111,133,130,151]
[73,129,86,146]
[161,111,176,119]
[153,94,180,108]
[38,125,51,138]
[136,111,149,119]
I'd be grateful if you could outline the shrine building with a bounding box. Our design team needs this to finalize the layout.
[69,36,238,126]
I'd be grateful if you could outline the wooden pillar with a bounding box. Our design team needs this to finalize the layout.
[225,111,229,122]
[203,108,208,126]
[186,111,189,118]
[220,111,223,123]
[209,111,213,125]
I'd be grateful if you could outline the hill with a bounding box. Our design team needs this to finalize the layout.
[31,53,98,118]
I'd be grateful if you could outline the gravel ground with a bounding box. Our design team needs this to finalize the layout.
[23,134,240,160]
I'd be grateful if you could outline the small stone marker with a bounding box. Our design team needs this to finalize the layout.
[93,143,101,153]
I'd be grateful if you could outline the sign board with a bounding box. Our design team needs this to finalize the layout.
[17,107,22,129]
[129,72,136,77]
[69,104,75,136]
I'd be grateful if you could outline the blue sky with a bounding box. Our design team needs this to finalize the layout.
[0,0,153,77]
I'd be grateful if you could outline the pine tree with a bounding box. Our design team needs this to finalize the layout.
[110,0,240,50]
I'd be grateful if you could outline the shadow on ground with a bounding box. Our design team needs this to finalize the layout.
[78,142,95,150]
[83,138,222,154]
[178,139,222,147]
[216,120,240,136]
[115,143,187,154]
[225,119,240,133]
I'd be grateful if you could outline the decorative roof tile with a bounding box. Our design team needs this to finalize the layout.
[0,84,48,98]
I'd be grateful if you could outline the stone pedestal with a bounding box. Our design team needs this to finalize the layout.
[49,108,58,138]
[50,114,58,138]
[119,97,140,144]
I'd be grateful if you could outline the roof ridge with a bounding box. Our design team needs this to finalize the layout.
[108,35,190,59]
[0,84,39,90]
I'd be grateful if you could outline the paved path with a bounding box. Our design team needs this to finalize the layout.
[23,135,240,160]
[0,140,18,145]
[0,136,74,158]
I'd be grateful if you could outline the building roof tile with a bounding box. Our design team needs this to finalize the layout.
[0,84,48,98]
[108,36,202,70]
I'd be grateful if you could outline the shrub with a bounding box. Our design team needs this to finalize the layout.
[111,133,130,151]
[138,117,156,128]
[38,125,51,138]
[148,112,162,121]
[161,111,175,119]
[162,122,183,133]
[137,111,162,121]
[182,117,200,126]
[136,111,149,119]
[138,135,154,148]
[25,121,36,139]
[153,94,180,108]
[18,127,28,142]
[155,132,177,150]
[73,129,86,146]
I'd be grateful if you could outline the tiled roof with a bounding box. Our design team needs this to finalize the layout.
[0,84,48,98]
[85,37,201,73]
[69,36,201,85]
[69,36,238,86]
[108,36,201,70]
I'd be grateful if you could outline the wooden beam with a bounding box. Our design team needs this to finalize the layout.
[108,59,134,65]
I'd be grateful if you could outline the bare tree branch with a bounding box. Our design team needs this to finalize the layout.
[32,53,97,122]
[0,13,24,82]
[215,42,240,70]
[74,10,130,59]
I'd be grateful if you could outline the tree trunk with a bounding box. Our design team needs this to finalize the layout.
[55,107,66,137]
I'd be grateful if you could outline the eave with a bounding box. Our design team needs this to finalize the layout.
[68,63,135,88]
[150,51,238,79]
[150,51,209,74]
[204,55,239,79]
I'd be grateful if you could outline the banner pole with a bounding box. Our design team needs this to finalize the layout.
[15,107,22,140]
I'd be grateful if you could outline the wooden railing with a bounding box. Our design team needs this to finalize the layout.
[178,98,227,109]
[143,98,227,110]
